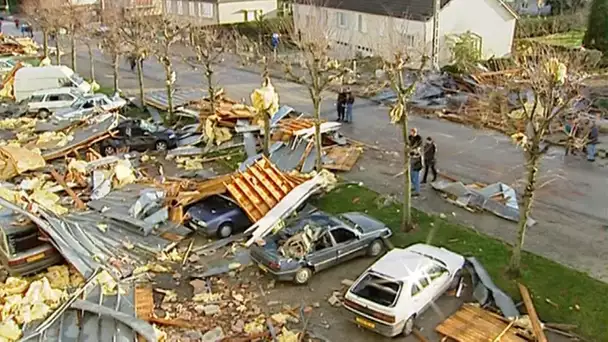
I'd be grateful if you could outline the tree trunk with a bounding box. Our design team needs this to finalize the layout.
[112,53,119,94]
[164,62,174,124]
[136,57,145,109]
[42,30,49,58]
[54,37,60,65]
[70,33,76,72]
[312,96,323,171]
[400,114,413,230]
[205,65,216,117]
[508,151,541,276]
[88,44,95,83]
[263,110,270,157]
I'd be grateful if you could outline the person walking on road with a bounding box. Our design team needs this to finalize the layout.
[345,88,355,123]
[408,128,423,151]
[587,120,599,162]
[336,89,346,122]
[410,149,423,196]
[422,136,438,183]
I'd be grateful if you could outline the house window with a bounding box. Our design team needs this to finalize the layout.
[176,0,183,15]
[337,12,347,28]
[165,0,172,13]
[199,2,213,18]
[188,1,195,15]
[357,14,366,33]
[404,34,415,47]
[323,9,329,24]
[246,10,257,21]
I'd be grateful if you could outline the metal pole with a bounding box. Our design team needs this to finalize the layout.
[431,0,440,70]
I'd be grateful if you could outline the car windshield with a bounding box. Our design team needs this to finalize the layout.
[139,120,159,133]
[351,272,401,307]
[71,97,88,109]
[338,215,364,233]
[71,73,85,85]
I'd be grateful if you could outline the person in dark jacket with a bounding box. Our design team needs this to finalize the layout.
[422,136,437,183]
[408,128,422,151]
[345,88,355,123]
[587,121,599,162]
[410,150,423,196]
[337,90,346,121]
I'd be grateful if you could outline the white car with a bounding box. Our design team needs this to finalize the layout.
[343,244,465,337]
[25,88,83,117]
[53,93,127,121]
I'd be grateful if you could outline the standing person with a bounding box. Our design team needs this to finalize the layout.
[587,120,599,162]
[129,55,136,71]
[14,19,19,29]
[410,150,423,196]
[408,128,423,151]
[336,89,346,122]
[422,136,438,183]
[345,88,355,123]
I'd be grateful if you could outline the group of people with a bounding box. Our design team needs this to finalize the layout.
[336,88,355,123]
[408,128,438,196]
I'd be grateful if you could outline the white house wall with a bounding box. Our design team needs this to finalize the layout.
[432,0,516,62]
[293,4,427,58]
[217,0,278,24]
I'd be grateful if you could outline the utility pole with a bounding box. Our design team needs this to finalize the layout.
[430,0,440,70]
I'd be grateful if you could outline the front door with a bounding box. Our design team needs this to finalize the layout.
[307,233,337,272]
[330,227,364,263]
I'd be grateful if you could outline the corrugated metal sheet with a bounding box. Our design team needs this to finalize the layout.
[144,88,207,111]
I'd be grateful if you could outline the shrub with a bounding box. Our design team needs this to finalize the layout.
[515,13,587,38]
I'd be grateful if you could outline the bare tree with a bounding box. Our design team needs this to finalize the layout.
[21,0,56,57]
[185,25,229,137]
[281,3,351,170]
[119,10,157,108]
[61,1,88,71]
[98,6,126,94]
[378,47,428,230]
[477,42,589,275]
[153,18,186,123]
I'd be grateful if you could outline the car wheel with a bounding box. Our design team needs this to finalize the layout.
[367,239,384,257]
[155,141,168,151]
[217,223,233,239]
[102,145,116,156]
[403,316,415,336]
[38,109,50,119]
[293,267,313,285]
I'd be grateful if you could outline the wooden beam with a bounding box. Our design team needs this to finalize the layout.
[492,321,515,342]
[518,283,548,342]
[49,168,86,210]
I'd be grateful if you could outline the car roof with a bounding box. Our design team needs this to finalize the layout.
[32,87,80,95]
[81,93,107,99]
[369,245,447,282]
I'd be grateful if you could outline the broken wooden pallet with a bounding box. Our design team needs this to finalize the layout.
[323,145,362,171]
[435,304,527,342]
[225,157,305,222]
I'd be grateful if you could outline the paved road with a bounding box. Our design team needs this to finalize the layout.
[9,23,608,281]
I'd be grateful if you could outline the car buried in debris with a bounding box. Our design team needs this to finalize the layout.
[52,93,127,121]
[99,119,178,156]
[250,211,392,285]
[342,244,465,337]
[186,194,252,238]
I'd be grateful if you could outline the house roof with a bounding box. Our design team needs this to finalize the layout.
[301,0,517,21]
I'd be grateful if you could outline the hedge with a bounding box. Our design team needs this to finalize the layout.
[515,13,587,38]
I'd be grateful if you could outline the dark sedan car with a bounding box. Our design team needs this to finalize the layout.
[100,119,178,156]
[250,211,392,285]
[186,195,252,238]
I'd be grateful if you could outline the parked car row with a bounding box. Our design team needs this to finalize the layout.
[25,88,127,120]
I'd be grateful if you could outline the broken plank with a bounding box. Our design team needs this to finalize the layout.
[492,321,515,342]
[49,168,86,209]
[518,283,548,342]
[147,317,195,329]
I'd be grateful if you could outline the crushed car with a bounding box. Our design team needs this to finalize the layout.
[342,244,465,337]
[250,211,392,285]
[99,118,178,156]
[52,93,127,121]
[186,194,252,238]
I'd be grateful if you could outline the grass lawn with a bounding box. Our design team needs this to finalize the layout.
[313,184,607,341]
[531,30,585,49]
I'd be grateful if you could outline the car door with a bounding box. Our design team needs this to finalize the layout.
[329,227,364,263]
[306,232,339,272]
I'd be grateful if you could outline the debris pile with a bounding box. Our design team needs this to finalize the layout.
[0,34,40,56]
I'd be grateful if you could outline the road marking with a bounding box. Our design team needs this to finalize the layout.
[436,133,454,139]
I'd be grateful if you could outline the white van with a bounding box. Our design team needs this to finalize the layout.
[26,88,83,117]
[14,65,91,102]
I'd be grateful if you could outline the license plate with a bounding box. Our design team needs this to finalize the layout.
[258,264,268,272]
[26,253,45,263]
[356,317,375,329]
